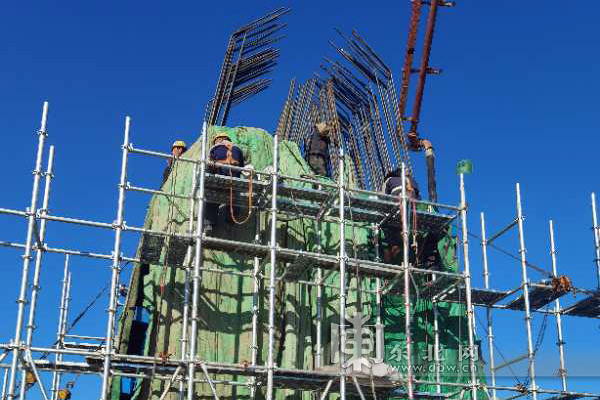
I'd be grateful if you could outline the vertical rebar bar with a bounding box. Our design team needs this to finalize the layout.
[50,256,70,400]
[338,149,347,400]
[401,164,414,399]
[591,193,600,289]
[179,160,198,399]
[19,144,55,400]
[549,220,567,391]
[266,134,280,400]
[515,183,537,400]
[480,212,497,400]
[8,101,49,400]
[100,116,130,400]
[459,173,478,400]
[187,122,208,400]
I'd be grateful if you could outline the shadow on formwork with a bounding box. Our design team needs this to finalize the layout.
[110,126,486,400]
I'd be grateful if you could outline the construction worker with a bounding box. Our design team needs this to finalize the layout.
[162,140,187,185]
[307,122,331,176]
[204,133,245,232]
[381,168,420,264]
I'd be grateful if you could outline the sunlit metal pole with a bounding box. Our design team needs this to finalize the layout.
[266,134,280,400]
[480,212,496,400]
[590,193,600,289]
[515,183,537,400]
[100,116,130,400]
[19,145,55,400]
[8,102,49,399]
[459,173,478,400]
[187,122,208,400]
[338,149,347,400]
[549,221,567,391]
[401,163,413,400]
[50,256,70,400]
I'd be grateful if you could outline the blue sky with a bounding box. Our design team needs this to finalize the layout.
[1,0,599,397]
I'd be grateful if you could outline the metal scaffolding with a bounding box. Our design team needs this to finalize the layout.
[0,103,599,400]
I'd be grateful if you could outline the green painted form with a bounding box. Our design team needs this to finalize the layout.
[111,126,485,400]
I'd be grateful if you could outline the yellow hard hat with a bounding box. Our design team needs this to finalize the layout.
[212,134,231,145]
[57,389,72,400]
[172,140,186,149]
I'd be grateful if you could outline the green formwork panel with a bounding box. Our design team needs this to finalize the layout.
[111,126,485,400]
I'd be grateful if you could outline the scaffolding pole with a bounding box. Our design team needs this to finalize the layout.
[250,210,261,400]
[548,221,567,391]
[179,160,198,399]
[19,145,55,400]
[50,256,70,400]
[100,116,130,400]
[187,122,208,400]
[338,149,347,400]
[401,163,414,400]
[459,173,478,400]
[8,101,49,400]
[515,183,537,400]
[591,193,600,289]
[480,212,497,400]
[266,134,280,400]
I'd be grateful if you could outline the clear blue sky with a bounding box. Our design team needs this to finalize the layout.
[0,0,599,396]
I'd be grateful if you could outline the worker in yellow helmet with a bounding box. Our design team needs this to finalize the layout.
[162,140,187,185]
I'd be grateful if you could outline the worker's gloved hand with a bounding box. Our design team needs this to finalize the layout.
[407,132,421,151]
[241,164,254,178]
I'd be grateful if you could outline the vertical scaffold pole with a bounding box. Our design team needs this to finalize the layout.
[51,256,70,400]
[401,164,413,400]
[315,217,324,368]
[250,210,260,400]
[374,225,384,364]
[8,101,49,400]
[179,161,198,398]
[19,145,55,400]
[338,149,347,400]
[100,116,130,400]
[187,122,208,400]
[549,221,567,391]
[266,134,280,400]
[480,212,496,400]
[459,173,478,400]
[590,193,600,289]
[515,183,537,400]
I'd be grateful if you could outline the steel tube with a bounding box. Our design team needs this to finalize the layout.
[250,211,260,399]
[187,122,208,400]
[338,149,348,400]
[100,116,130,400]
[399,0,423,118]
[401,163,414,400]
[549,221,567,391]
[0,208,28,217]
[23,145,55,348]
[591,193,600,289]
[8,101,48,400]
[459,173,478,400]
[480,213,497,400]
[266,134,279,400]
[315,218,324,368]
[486,218,518,245]
[50,256,69,400]
[179,161,198,399]
[409,0,440,135]
[515,183,537,400]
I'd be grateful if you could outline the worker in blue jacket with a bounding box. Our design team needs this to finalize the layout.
[204,134,245,232]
